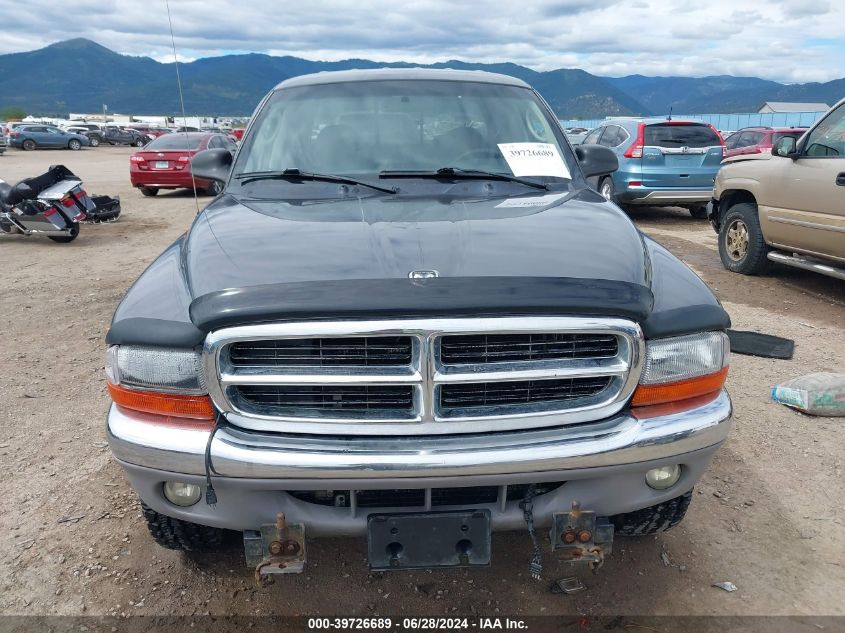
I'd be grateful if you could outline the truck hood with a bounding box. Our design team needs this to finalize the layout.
[183,188,650,298]
[109,186,730,346]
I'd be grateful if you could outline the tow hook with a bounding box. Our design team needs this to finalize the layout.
[550,501,614,572]
[243,512,307,584]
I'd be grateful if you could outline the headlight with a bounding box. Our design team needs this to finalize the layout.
[106,345,214,421]
[640,332,729,385]
[632,332,729,407]
[106,345,205,393]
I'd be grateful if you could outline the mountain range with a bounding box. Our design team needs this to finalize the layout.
[0,39,842,118]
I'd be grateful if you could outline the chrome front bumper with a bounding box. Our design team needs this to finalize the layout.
[107,390,732,481]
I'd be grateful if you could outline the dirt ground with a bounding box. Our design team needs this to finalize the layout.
[0,146,843,621]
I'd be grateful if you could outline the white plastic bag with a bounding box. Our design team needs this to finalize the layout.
[771,373,845,417]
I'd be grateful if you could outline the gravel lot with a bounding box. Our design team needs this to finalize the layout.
[1,146,843,620]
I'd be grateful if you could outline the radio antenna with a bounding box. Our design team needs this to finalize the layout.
[164,0,200,214]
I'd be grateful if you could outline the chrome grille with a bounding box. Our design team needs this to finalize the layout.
[229,336,412,367]
[439,377,613,418]
[204,317,643,435]
[440,333,618,364]
[231,385,416,419]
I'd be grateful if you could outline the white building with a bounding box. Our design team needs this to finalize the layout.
[758,102,829,113]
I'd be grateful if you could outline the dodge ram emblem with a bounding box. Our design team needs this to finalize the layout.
[409,270,439,279]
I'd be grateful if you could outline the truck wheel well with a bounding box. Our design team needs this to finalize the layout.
[713,190,757,232]
[721,190,757,214]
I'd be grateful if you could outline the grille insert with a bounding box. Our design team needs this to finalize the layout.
[288,482,565,508]
[231,385,415,419]
[440,333,618,364]
[229,336,413,367]
[210,317,638,432]
[439,377,612,416]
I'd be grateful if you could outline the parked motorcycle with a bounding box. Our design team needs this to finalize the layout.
[0,165,95,243]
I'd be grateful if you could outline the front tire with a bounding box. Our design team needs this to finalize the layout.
[718,202,770,274]
[22,139,36,151]
[89,137,100,147]
[599,177,615,202]
[610,490,692,536]
[139,187,159,197]
[142,503,226,552]
[134,138,145,147]
[206,180,223,196]
[68,139,81,151]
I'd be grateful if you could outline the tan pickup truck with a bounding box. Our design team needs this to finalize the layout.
[708,97,845,280]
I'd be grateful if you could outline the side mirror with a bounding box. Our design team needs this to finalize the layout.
[773,136,798,159]
[191,148,233,184]
[13,182,37,200]
[575,144,619,178]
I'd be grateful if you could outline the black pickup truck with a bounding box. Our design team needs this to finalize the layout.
[105,69,731,579]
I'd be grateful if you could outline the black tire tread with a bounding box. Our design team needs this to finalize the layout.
[718,202,769,274]
[47,224,79,243]
[610,490,692,536]
[599,176,614,201]
[141,502,225,552]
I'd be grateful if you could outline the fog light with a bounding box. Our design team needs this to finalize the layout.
[163,481,202,507]
[645,465,681,490]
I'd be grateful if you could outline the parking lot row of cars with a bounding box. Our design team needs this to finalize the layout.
[0,121,243,152]
[566,120,809,217]
[564,101,844,282]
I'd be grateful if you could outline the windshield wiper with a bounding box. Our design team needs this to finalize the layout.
[379,167,548,190]
[235,168,397,194]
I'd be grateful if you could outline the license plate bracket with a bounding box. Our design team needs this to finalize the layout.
[367,510,491,570]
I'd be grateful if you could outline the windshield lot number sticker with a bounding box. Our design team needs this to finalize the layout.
[498,143,571,178]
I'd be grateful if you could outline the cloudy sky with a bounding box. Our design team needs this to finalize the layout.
[2,0,844,82]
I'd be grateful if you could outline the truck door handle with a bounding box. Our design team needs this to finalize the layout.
[837,173,845,187]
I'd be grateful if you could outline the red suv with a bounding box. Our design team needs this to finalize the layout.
[129,132,236,196]
[723,126,808,159]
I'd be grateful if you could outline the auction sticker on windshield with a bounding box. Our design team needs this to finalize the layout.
[497,142,571,179]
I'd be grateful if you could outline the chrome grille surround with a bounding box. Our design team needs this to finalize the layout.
[203,317,644,436]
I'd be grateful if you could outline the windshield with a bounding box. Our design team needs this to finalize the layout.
[234,80,576,182]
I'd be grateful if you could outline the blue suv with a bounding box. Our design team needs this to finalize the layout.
[582,118,726,218]
[10,125,90,151]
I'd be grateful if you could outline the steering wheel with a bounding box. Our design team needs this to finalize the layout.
[451,148,508,168]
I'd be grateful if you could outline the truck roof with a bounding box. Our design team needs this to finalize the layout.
[273,67,531,91]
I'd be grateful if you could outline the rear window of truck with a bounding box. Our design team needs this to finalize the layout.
[644,123,721,148]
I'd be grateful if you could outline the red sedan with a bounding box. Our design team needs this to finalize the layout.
[129,132,237,196]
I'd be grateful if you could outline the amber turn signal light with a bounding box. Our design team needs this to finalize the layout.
[107,383,215,420]
[631,366,728,408]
